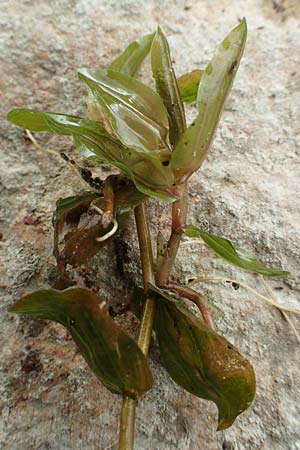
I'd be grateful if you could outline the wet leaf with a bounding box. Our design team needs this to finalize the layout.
[87,33,154,132]
[177,70,203,104]
[54,183,146,268]
[78,68,171,153]
[7,109,175,200]
[184,225,290,277]
[109,33,154,76]
[152,289,256,430]
[151,26,186,147]
[9,288,153,398]
[103,158,175,201]
[170,19,247,182]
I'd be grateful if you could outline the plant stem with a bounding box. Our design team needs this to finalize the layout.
[166,281,215,328]
[118,202,155,450]
[156,182,187,286]
[118,397,136,450]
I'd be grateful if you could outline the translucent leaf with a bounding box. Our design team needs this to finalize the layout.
[87,34,155,143]
[177,70,203,104]
[78,68,171,153]
[9,288,153,398]
[170,19,247,182]
[109,33,154,76]
[184,225,290,277]
[152,288,256,430]
[151,26,186,147]
[7,109,175,200]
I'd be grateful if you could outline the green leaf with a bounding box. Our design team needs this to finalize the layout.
[152,289,256,430]
[151,26,186,147]
[87,34,155,132]
[54,183,146,268]
[106,159,175,201]
[184,225,290,277]
[78,68,171,154]
[9,288,153,398]
[7,109,175,200]
[7,109,120,163]
[109,33,154,77]
[170,19,247,182]
[87,34,155,145]
[177,70,203,104]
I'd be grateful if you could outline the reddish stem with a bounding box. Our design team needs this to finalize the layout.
[166,281,215,329]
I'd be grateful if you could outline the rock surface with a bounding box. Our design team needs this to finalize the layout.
[1,1,300,449]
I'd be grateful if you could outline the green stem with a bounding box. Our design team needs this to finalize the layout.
[118,397,136,450]
[118,202,155,450]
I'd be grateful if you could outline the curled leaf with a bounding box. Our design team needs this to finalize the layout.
[153,290,256,430]
[78,68,171,154]
[54,182,146,268]
[151,26,186,147]
[184,225,290,277]
[170,19,247,182]
[87,33,155,132]
[9,288,153,398]
[177,70,203,104]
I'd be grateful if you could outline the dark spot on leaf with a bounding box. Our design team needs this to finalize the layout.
[227,345,232,350]
[232,282,240,290]
[162,161,169,166]
[227,60,238,75]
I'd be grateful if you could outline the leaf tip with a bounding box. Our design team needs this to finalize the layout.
[7,109,19,125]
[217,417,235,431]
[8,304,17,313]
[237,17,247,38]
[8,299,25,315]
